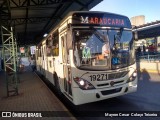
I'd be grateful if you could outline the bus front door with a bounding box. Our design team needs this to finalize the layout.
[61,35,72,97]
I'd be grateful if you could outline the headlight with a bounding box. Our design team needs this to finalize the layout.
[127,71,137,83]
[73,77,95,90]
[79,80,85,86]
[132,72,137,77]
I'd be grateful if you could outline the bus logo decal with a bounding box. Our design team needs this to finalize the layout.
[81,16,89,23]
[110,81,115,86]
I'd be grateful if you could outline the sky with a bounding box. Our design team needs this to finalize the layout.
[91,0,160,23]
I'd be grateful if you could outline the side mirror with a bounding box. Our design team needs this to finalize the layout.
[133,31,138,41]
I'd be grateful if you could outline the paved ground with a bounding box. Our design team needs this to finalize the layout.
[0,71,76,120]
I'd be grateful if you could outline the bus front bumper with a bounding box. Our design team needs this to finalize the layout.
[73,82,137,105]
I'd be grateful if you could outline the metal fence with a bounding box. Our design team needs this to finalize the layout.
[136,52,160,62]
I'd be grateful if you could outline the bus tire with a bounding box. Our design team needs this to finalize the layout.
[54,73,62,95]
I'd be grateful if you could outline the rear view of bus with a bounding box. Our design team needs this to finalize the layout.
[71,12,137,105]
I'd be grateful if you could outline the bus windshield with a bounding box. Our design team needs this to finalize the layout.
[73,28,135,70]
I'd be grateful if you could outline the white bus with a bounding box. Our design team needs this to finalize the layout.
[36,11,138,105]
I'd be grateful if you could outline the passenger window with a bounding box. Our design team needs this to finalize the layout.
[46,36,52,56]
[52,31,59,56]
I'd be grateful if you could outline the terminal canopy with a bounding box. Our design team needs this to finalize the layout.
[0,0,102,45]
[133,21,160,39]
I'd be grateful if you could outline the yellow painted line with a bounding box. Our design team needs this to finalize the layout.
[140,69,160,73]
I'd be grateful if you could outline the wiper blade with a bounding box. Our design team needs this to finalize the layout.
[90,26,109,42]
[115,27,124,42]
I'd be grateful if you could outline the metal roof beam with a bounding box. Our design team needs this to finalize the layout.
[1,17,53,26]
[34,2,69,42]
[0,0,11,36]
[74,0,88,10]
[9,0,71,8]
[1,0,10,11]
[79,0,93,10]
[24,0,30,42]
[41,3,63,33]
[0,0,11,19]
[74,0,85,6]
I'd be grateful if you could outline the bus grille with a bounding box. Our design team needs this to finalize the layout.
[96,71,129,87]
[97,80,124,87]
[101,87,122,95]
[108,71,128,80]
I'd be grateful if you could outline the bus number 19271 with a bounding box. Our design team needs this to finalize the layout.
[89,74,107,81]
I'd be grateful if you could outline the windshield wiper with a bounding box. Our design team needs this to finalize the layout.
[114,27,123,42]
[90,26,108,42]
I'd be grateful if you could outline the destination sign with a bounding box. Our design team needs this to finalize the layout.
[72,12,131,28]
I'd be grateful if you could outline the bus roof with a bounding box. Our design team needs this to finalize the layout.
[38,11,131,46]
[67,11,129,19]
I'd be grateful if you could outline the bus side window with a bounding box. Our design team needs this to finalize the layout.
[52,32,59,56]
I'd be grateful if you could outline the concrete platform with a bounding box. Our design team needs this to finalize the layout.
[0,71,76,120]
[137,62,160,73]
